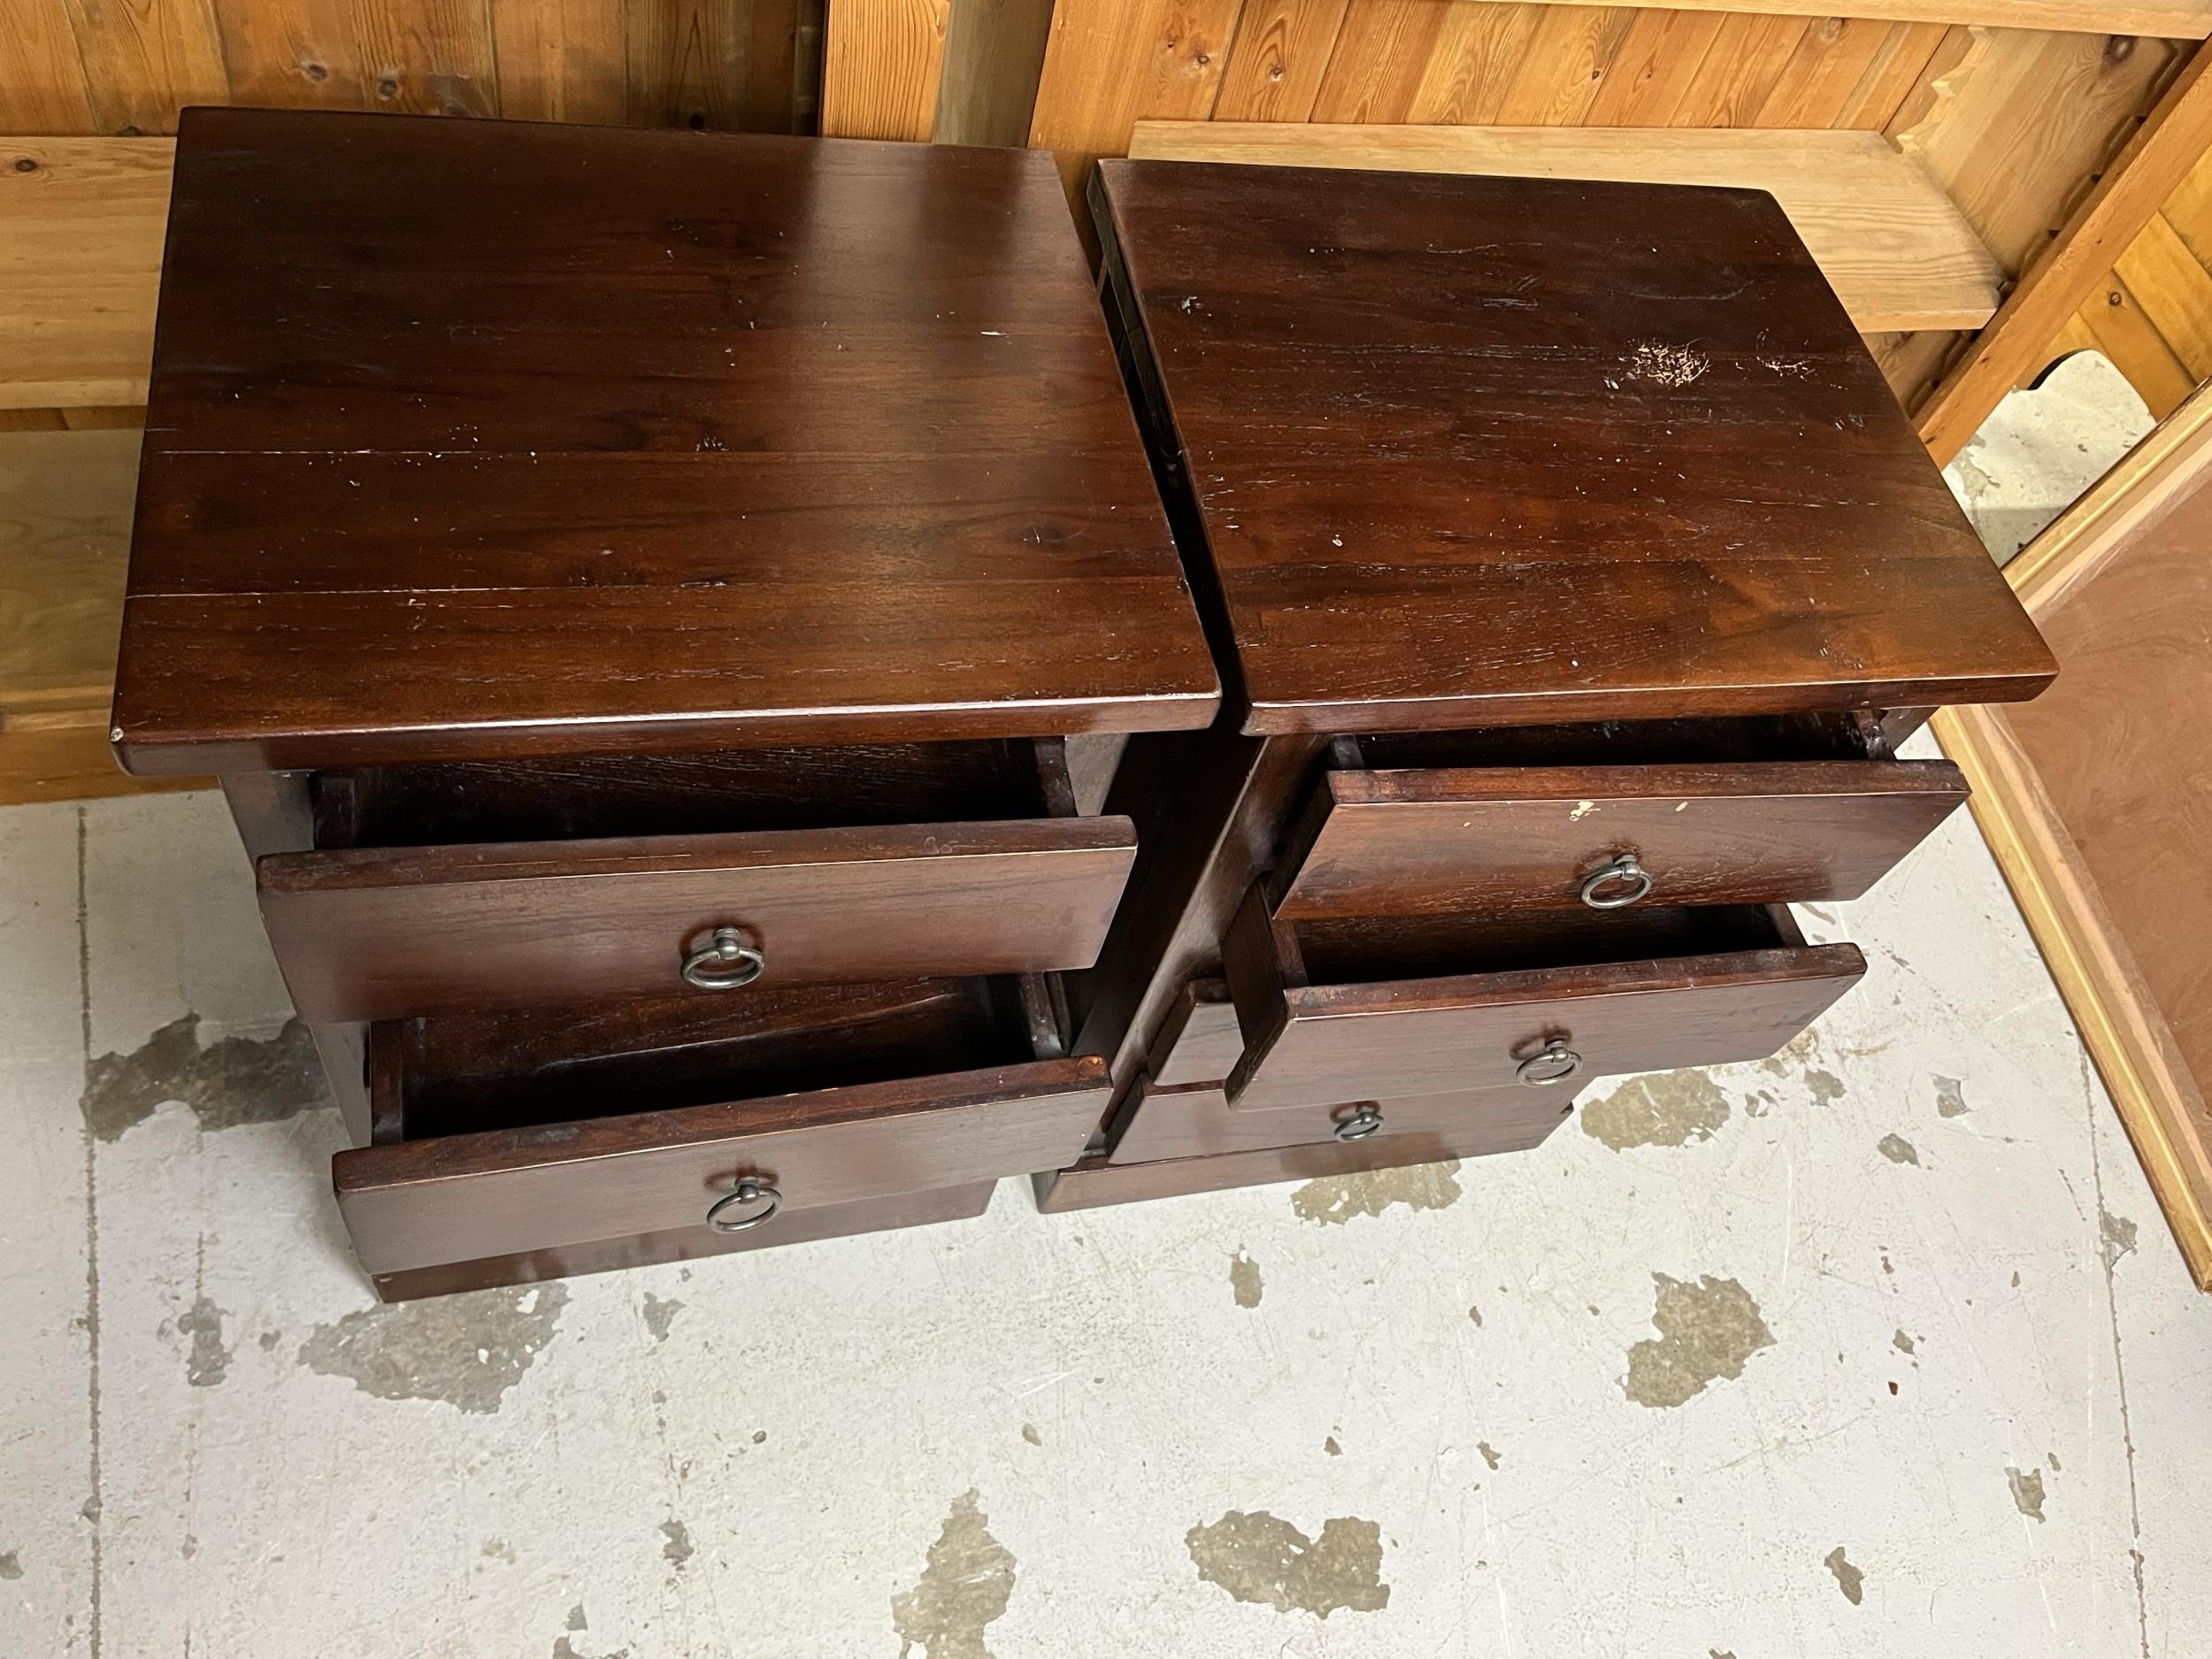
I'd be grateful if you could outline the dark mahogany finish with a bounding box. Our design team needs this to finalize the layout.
[1091,158,2054,735]
[1043,160,2042,1210]
[1270,759,1969,919]
[260,818,1138,1023]
[111,111,1217,776]
[1109,1078,1572,1164]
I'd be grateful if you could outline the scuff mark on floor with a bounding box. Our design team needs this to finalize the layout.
[1935,1075,1970,1117]
[0,1550,21,1579]
[173,1294,231,1387]
[295,1283,568,1414]
[1478,1441,1502,1471]
[1185,1510,1389,1618]
[566,1604,588,1631]
[80,1012,328,1141]
[2008,1465,2047,1522]
[1580,1070,1731,1149]
[891,1489,1016,1659]
[552,1639,627,1659]
[1020,1424,1041,1447]
[1893,1330,1916,1356]
[1805,1068,1847,1108]
[480,1538,515,1563]
[1468,1303,1482,1326]
[1229,1250,1263,1308]
[1291,1161,1461,1225]
[1623,1274,1774,1409]
[1324,1436,1341,1456]
[640,1292,683,1344]
[660,1519,692,1570]
[1824,1546,1864,1605]
[1877,1133,1921,1167]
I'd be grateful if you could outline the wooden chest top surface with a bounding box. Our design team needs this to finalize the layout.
[1096,158,2055,734]
[113,111,1217,774]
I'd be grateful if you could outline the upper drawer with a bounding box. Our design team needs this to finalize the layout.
[1222,887,1863,1113]
[334,979,1111,1281]
[1272,758,1965,920]
[262,818,1135,1023]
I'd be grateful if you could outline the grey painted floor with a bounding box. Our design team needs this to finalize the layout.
[7,366,2210,1656]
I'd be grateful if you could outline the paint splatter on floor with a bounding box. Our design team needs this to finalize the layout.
[1290,1162,1461,1225]
[1581,1071,1731,1149]
[1893,1330,1916,1356]
[1478,1441,1502,1471]
[1623,1275,1775,1409]
[1185,1511,1389,1618]
[0,1552,21,1580]
[2101,1208,2139,1269]
[296,1284,568,1415]
[640,1293,683,1343]
[1935,1076,1970,1117]
[2008,1466,2047,1521]
[1020,1425,1041,1447]
[1229,1251,1263,1308]
[174,1294,231,1387]
[81,1013,327,1141]
[1824,1547,1864,1605]
[659,1520,692,1570]
[891,1489,1016,1659]
[1877,1133,1921,1167]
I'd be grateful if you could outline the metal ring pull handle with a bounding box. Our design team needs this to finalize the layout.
[1516,1039,1582,1087]
[706,1178,782,1233]
[1579,853,1654,910]
[681,926,765,991]
[1333,1104,1385,1142]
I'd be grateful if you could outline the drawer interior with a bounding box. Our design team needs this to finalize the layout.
[377,972,1065,1142]
[1288,903,1798,987]
[1339,710,1891,771]
[315,737,1082,850]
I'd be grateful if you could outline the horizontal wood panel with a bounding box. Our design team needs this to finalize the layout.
[337,1056,1110,1274]
[1109,1077,1571,1162]
[259,818,1137,1022]
[1225,896,1866,1110]
[1272,759,1968,918]
[1130,121,2007,332]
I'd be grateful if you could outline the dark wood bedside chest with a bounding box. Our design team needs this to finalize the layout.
[1037,158,2058,1211]
[110,110,1218,1296]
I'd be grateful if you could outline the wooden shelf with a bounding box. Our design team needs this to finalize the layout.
[1454,0,2212,37]
[1128,123,2007,334]
[0,138,173,411]
[0,428,205,803]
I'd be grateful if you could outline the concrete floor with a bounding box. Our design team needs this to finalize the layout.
[9,365,2212,1656]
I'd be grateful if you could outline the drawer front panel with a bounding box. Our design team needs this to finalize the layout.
[1273,762,1966,919]
[334,1058,1111,1276]
[261,818,1137,1023]
[1110,1079,1571,1164]
[1230,947,1864,1113]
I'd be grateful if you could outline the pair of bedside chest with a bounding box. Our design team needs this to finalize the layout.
[111,110,2054,1297]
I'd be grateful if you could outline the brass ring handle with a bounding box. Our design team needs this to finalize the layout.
[706,1178,781,1233]
[1333,1104,1385,1142]
[1579,854,1654,910]
[1516,1039,1582,1087]
[682,926,764,990]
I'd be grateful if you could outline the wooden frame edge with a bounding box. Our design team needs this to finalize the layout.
[1932,703,2212,1290]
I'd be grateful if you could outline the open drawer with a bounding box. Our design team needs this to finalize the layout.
[332,973,1110,1298]
[1270,718,1966,920]
[1220,885,1864,1113]
[1109,1077,1573,1165]
[259,738,1138,1023]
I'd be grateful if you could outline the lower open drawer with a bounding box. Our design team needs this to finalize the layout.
[1220,887,1864,1113]
[332,975,1110,1298]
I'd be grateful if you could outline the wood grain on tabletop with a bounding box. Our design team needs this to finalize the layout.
[111,109,1216,776]
[1095,157,2055,735]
